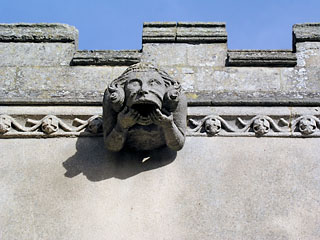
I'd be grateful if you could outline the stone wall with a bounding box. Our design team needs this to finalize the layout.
[1,22,320,240]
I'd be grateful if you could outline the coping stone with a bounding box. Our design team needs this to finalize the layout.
[0,23,78,45]
[227,50,297,67]
[143,22,227,43]
[71,50,141,66]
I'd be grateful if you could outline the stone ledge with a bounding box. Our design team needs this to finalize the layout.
[227,50,297,67]
[2,90,320,106]
[186,91,320,106]
[71,50,141,66]
[143,22,227,43]
[0,23,78,45]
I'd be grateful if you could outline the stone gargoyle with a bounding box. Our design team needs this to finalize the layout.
[103,63,187,152]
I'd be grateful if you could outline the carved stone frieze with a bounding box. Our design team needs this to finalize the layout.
[0,114,102,137]
[1,106,320,138]
[188,113,320,137]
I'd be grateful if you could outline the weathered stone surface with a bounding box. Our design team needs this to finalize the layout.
[293,23,320,43]
[71,50,141,66]
[227,50,297,67]
[1,137,320,239]
[0,22,319,105]
[143,22,227,43]
[2,64,320,105]
[142,22,177,43]
[176,22,227,43]
[295,42,320,67]
[0,66,127,104]
[142,43,227,67]
[0,23,78,45]
[0,43,75,66]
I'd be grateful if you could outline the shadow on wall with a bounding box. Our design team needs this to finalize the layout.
[62,137,177,181]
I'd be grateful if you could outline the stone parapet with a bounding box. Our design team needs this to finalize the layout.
[0,22,319,106]
[293,23,320,52]
[0,24,78,66]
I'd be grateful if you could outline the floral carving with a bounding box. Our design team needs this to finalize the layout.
[291,115,320,135]
[1,113,320,138]
[0,114,103,136]
[0,115,12,134]
[189,115,235,136]
[204,117,222,136]
[237,115,284,135]
[299,117,317,135]
[87,117,103,134]
[41,117,59,134]
[252,117,270,135]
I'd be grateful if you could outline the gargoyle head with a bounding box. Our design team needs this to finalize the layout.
[107,63,181,125]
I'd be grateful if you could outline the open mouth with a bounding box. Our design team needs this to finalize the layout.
[131,102,158,117]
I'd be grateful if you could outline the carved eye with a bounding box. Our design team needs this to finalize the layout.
[148,79,162,86]
[127,79,141,88]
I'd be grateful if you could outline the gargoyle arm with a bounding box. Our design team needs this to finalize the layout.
[103,91,127,152]
[161,94,187,151]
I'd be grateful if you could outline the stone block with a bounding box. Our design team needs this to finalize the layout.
[142,43,188,66]
[281,66,320,93]
[295,42,320,67]
[142,43,227,67]
[0,42,75,66]
[293,23,320,55]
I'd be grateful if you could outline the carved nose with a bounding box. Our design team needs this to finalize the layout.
[138,87,148,95]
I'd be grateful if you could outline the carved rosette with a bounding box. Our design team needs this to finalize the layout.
[299,117,317,135]
[41,117,59,134]
[189,115,235,136]
[291,115,320,135]
[204,117,222,136]
[252,117,270,135]
[87,117,103,134]
[0,115,12,134]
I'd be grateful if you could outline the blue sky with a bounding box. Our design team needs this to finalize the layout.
[0,0,319,50]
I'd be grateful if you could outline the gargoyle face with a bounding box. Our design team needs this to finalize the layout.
[124,71,167,122]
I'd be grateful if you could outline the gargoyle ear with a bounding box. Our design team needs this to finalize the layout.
[163,87,180,112]
[108,87,125,112]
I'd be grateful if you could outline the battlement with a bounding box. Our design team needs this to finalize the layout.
[1,22,320,106]
[0,22,319,67]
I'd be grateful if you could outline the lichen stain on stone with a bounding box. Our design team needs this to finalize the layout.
[186,93,198,99]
